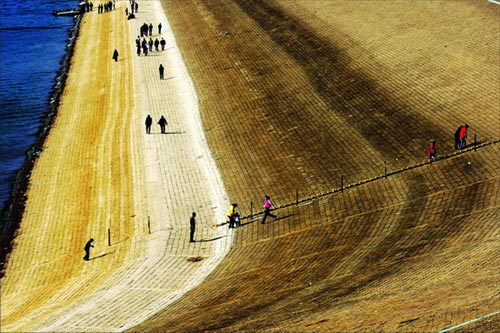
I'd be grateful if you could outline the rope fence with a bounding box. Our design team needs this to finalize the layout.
[239,138,499,222]
[105,138,498,245]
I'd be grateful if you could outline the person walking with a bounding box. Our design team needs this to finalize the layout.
[148,23,153,36]
[190,212,196,242]
[159,64,165,80]
[226,203,238,228]
[112,49,119,62]
[261,195,277,224]
[454,125,463,150]
[427,140,436,162]
[160,38,166,51]
[158,22,162,35]
[459,124,469,149]
[145,115,152,134]
[234,212,241,227]
[158,115,168,134]
[83,238,94,261]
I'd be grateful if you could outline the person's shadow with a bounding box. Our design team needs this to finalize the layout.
[89,252,114,260]
[240,213,294,226]
[198,236,227,242]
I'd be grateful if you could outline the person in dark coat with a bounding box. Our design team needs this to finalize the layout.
[190,212,196,242]
[142,39,148,56]
[158,23,162,34]
[145,115,153,133]
[160,38,166,51]
[158,115,168,134]
[454,125,463,150]
[112,49,119,62]
[83,238,94,261]
[148,23,153,36]
[159,64,164,80]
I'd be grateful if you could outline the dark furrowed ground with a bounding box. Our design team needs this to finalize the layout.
[130,145,499,332]
[130,0,499,332]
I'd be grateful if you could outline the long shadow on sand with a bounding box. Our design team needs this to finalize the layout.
[240,213,294,227]
[198,235,227,242]
[89,252,114,260]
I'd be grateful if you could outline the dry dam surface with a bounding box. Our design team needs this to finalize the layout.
[1,1,499,332]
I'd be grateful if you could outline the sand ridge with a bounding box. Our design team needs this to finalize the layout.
[0,0,232,331]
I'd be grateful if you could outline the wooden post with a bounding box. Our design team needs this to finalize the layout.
[296,188,299,205]
[108,228,111,246]
[250,201,253,218]
[148,216,151,234]
[384,161,387,179]
[474,134,477,151]
[340,175,344,192]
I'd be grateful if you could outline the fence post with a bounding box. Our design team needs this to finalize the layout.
[384,161,387,179]
[108,228,111,246]
[340,175,344,192]
[296,188,299,205]
[148,216,151,234]
[250,201,253,218]
[474,134,477,151]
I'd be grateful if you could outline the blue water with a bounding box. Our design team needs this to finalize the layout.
[0,0,77,209]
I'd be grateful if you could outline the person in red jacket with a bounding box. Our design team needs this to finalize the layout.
[459,124,469,149]
[427,140,436,162]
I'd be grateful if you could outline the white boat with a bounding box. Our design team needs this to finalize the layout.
[53,8,82,16]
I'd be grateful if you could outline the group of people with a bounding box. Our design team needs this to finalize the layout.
[125,0,139,17]
[226,196,278,229]
[81,1,94,12]
[135,36,166,56]
[427,124,470,162]
[134,22,165,56]
[139,22,162,37]
[189,195,278,243]
[145,115,168,134]
[97,1,115,14]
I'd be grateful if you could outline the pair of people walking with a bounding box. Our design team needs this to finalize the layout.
[226,196,277,226]
[227,203,240,228]
[145,115,168,134]
[455,124,469,150]
[427,123,471,162]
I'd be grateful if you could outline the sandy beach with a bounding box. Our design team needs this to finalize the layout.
[1,1,232,331]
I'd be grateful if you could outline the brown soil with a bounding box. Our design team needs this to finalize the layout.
[128,0,500,332]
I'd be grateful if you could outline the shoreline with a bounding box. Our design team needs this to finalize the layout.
[2,1,233,329]
[0,14,82,278]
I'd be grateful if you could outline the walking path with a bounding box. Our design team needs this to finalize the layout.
[1,1,232,331]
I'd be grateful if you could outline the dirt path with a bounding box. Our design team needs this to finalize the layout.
[1,1,231,331]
